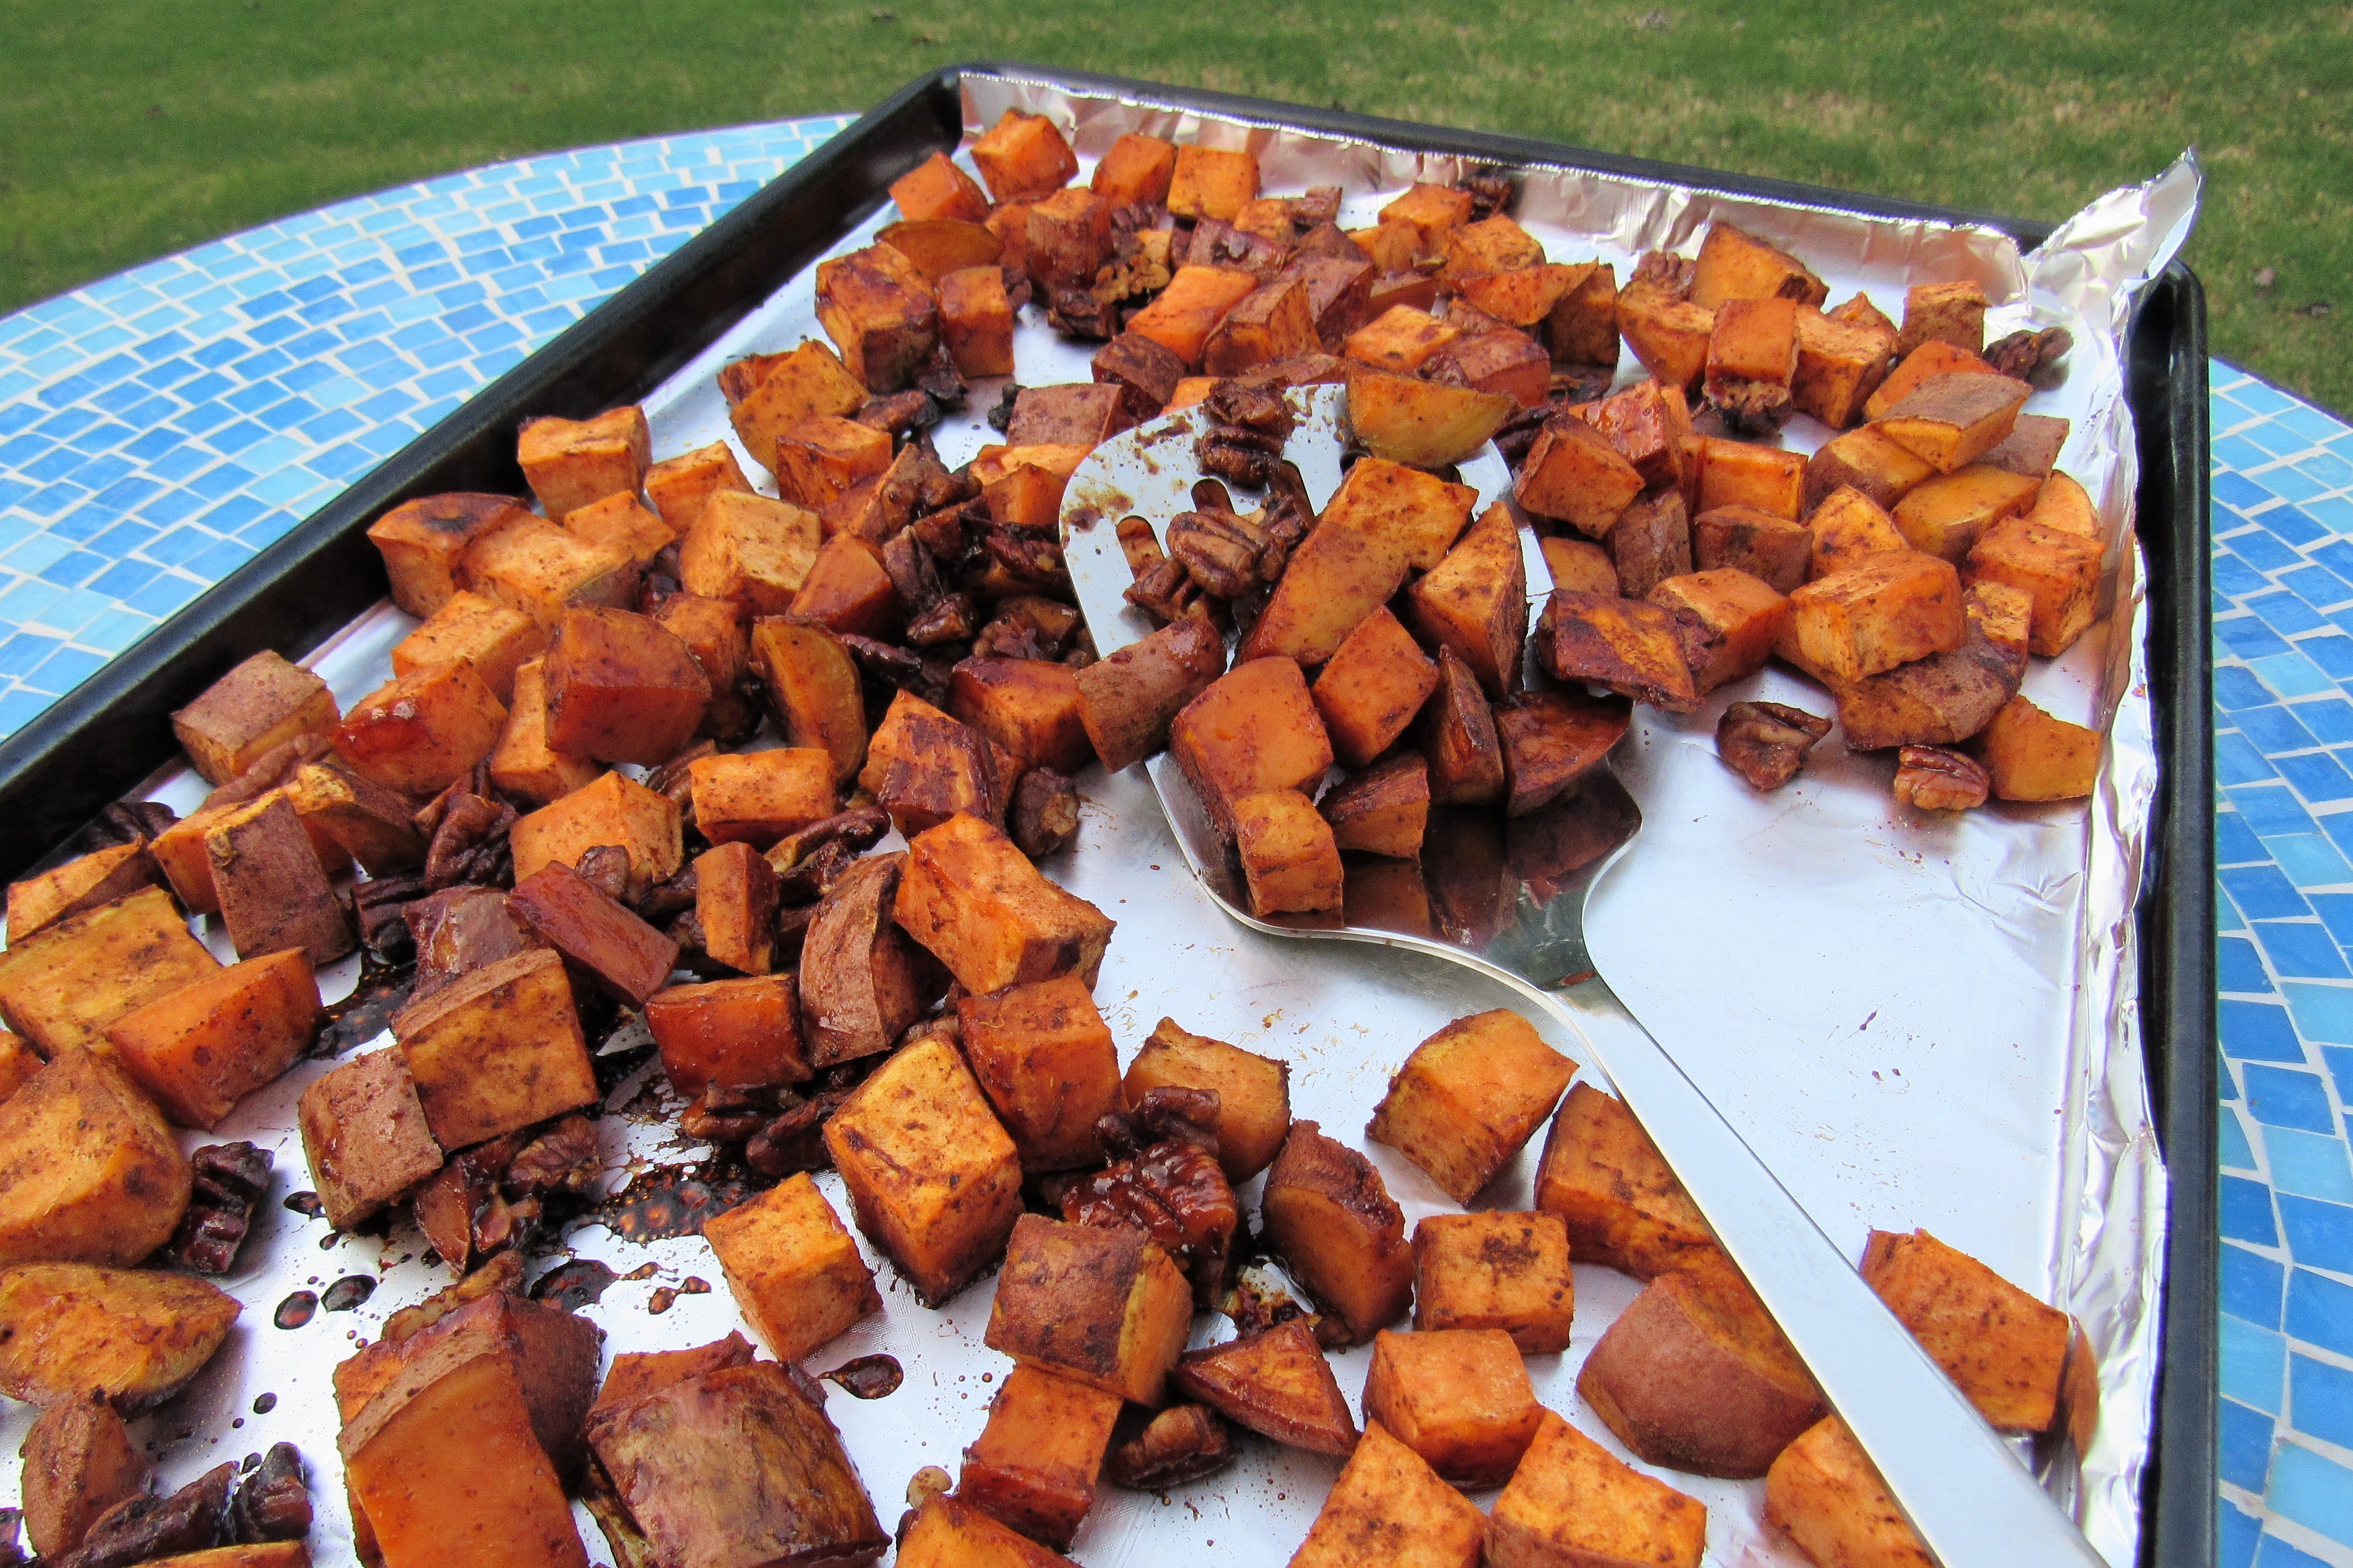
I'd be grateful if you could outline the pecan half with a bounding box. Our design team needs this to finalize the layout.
[164,1142,273,1274]
[1984,326,2073,389]
[1716,701,1833,790]
[1894,746,1990,811]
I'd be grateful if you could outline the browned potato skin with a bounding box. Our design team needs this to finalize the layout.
[1321,751,1431,859]
[794,852,936,1065]
[959,975,1122,1171]
[1832,582,2028,752]
[958,1364,1124,1550]
[1874,373,2031,473]
[1576,1258,1825,1478]
[1417,646,1506,805]
[1535,1083,1716,1280]
[1173,1320,1360,1456]
[1490,1409,1709,1568]
[1289,1419,1486,1568]
[1860,1228,2072,1431]
[21,1393,147,1557]
[984,1214,1193,1405]
[1536,590,1700,715]
[0,1046,190,1268]
[1606,487,1692,600]
[1411,1211,1575,1354]
[206,792,354,966]
[299,1048,443,1232]
[543,607,710,766]
[1764,1416,1934,1568]
[1803,427,1937,515]
[1075,615,1226,774]
[171,650,339,787]
[367,492,534,619]
[1121,1018,1291,1184]
[1369,1009,1575,1203]
[6,842,162,945]
[900,1494,1082,1568]
[0,1263,239,1408]
[507,862,679,1006]
[392,948,598,1149]
[1494,690,1631,818]
[1262,1120,1415,1345]
[1408,501,1527,699]
[748,617,867,785]
[0,885,221,1057]
[1363,1326,1543,1489]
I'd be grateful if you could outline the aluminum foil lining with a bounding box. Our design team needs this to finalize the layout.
[0,73,2195,1568]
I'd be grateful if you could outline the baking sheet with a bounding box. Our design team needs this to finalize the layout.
[0,73,2194,1568]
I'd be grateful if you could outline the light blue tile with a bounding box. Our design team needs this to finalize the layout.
[2224,1314,2288,1413]
[2267,1126,2353,1201]
[2287,1267,2353,1359]
[2284,984,2353,1046]
[2268,1441,2353,1550]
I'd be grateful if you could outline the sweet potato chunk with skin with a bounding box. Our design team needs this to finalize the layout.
[590,1332,755,1422]
[507,862,677,1005]
[1892,462,2041,563]
[1606,486,1692,599]
[1175,1320,1359,1456]
[772,415,893,511]
[392,591,544,706]
[336,660,509,796]
[688,747,835,846]
[509,768,681,897]
[816,243,937,393]
[0,1047,188,1267]
[1536,1083,1714,1279]
[1574,377,1692,491]
[1804,425,1937,514]
[938,264,1016,377]
[972,109,1076,202]
[369,493,534,618]
[145,1544,311,1568]
[643,441,752,534]
[1898,279,1990,359]
[7,841,160,944]
[959,1365,1122,1550]
[1860,1227,2070,1431]
[1412,1211,1574,1353]
[1429,327,1550,408]
[1127,265,1259,369]
[892,149,991,222]
[987,1214,1192,1404]
[205,791,348,964]
[1346,366,1515,468]
[1417,647,1504,806]
[105,949,316,1130]
[1313,607,1440,769]
[517,406,648,521]
[1541,535,1617,597]
[1516,416,1644,538]
[872,711,1012,837]
[877,216,1005,289]
[1782,550,1963,682]
[1496,688,1632,818]
[0,1263,238,1408]
[749,617,866,784]
[1863,339,1995,424]
[299,1048,440,1230]
[1452,262,1576,328]
[1967,515,2102,656]
[1007,383,1126,450]
[1323,455,1477,571]
[958,975,1121,1171]
[1363,1327,1542,1489]
[645,975,807,1095]
[1091,132,1178,206]
[702,1171,878,1362]
[1442,213,1544,277]
[789,533,902,638]
[1370,1009,1575,1203]
[1204,275,1319,376]
[1264,1120,1414,1344]
[1617,281,1714,392]
[172,650,339,787]
[1578,1257,1824,1478]
[1705,295,1799,420]
[1808,485,1908,578]
[893,813,1114,994]
[1232,788,1346,916]
[1282,254,1377,346]
[0,885,220,1056]
[1171,656,1335,838]
[1650,568,1790,695]
[1091,328,1186,421]
[902,1494,1080,1568]
[1695,437,1805,520]
[1978,410,2070,484]
[652,591,754,739]
[1122,1018,1291,1184]
[953,657,1093,774]
[1323,751,1431,859]
[488,659,601,805]
[722,341,867,471]
[0,1034,39,1107]
[1537,590,1700,714]
[1409,501,1527,698]
[1876,373,2032,473]
[1345,305,1460,375]
[823,1035,1022,1303]
[1491,1410,1708,1568]
[561,490,673,573]
[1690,222,1826,310]
[393,948,597,1147]
[1291,1418,1486,1568]
[1546,259,1621,368]
[2029,469,2102,539]
[22,1394,146,1557]
[1692,505,1809,593]
[1833,582,2030,750]
[802,852,942,1066]
[1793,304,1896,429]
[1765,1417,1933,1568]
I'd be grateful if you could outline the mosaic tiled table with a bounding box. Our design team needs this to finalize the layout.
[0,113,2343,1567]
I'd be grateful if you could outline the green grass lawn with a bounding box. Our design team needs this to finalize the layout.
[3,1,2347,410]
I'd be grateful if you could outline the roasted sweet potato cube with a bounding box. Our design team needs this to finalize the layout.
[368,493,534,617]
[1409,501,1528,698]
[816,243,938,393]
[894,813,1114,994]
[952,656,1093,774]
[878,216,1004,291]
[1291,1419,1486,1568]
[1897,279,1990,359]
[1793,305,1897,429]
[1892,462,2042,565]
[1695,438,1805,520]
[972,109,1077,201]
[336,660,508,797]
[1975,694,2098,801]
[1344,305,1460,375]
[935,264,1016,377]
[1828,292,1899,337]
[1536,590,1700,714]
[1346,366,1515,468]
[901,1494,1080,1567]
[0,884,219,1056]
[1280,254,1377,347]
[507,862,677,1005]
[7,841,159,944]
[1089,131,1177,206]
[1516,416,1644,538]
[1574,377,1693,491]
[1605,487,1692,599]
[1807,485,1909,578]
[1004,384,1123,452]
[700,1171,878,1362]
[1366,265,1442,316]
[800,852,942,1065]
[1876,373,2032,474]
[1231,789,1345,916]
[681,490,822,619]
[823,1035,1021,1302]
[1023,185,1113,293]
[0,1033,37,1106]
[561,490,673,573]
[105,949,316,1130]
[1164,143,1258,221]
[1495,689,1631,816]
[1127,264,1258,369]
[343,1325,592,1568]
[1804,425,1938,514]
[723,341,868,471]
[1451,262,1575,329]
[1264,1120,1414,1344]
[893,148,991,222]
[972,443,1089,529]
[688,748,834,846]
[1691,222,1826,310]
[1237,509,1411,669]
[1978,410,2070,481]
[393,948,595,1147]
[21,1394,146,1557]
[1174,1320,1359,1456]
[1577,1256,1824,1477]
[1649,568,1790,694]
[0,1047,190,1267]
[1539,535,1616,597]
[487,659,601,806]
[643,441,753,535]
[1122,1017,1290,1183]
[589,1332,756,1421]
[1860,1227,2069,1430]
[957,975,1120,1171]
[1321,752,1430,860]
[1616,281,1714,392]
[1535,1083,1717,1278]
[1202,276,1318,376]
[1691,505,1810,595]
[517,406,648,520]
[299,1047,441,1230]
[748,618,866,784]
[543,607,708,766]
[1783,547,1963,682]
[1490,1410,1708,1568]
[1764,1417,1933,1568]
[1966,515,2102,656]
[1379,182,1474,240]
[1832,581,2030,749]
[458,519,638,629]
[1370,1009,1574,1203]
[1416,646,1505,805]
[1442,212,1544,277]
[870,711,1010,837]
[986,1214,1191,1404]
[1704,295,1799,421]
[770,416,892,512]
[651,591,754,740]
[1546,259,1621,368]
[2029,469,2102,539]
[1171,656,1334,837]
[172,650,339,788]
[1862,339,1994,425]
[1363,1327,1542,1489]
[1323,454,1477,569]
[0,1263,237,1413]
[1312,608,1440,769]
[390,591,544,706]
[958,1364,1122,1549]
[1091,328,1186,421]
[646,973,806,1095]
[1412,1211,1574,1353]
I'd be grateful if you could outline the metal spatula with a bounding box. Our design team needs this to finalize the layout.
[1061,386,2103,1568]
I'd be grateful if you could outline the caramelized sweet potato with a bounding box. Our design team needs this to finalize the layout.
[643,441,753,534]
[1171,656,1334,838]
[299,1048,442,1230]
[1831,581,2028,751]
[1648,568,1791,695]
[958,1364,1123,1550]
[1174,1320,1359,1456]
[688,747,836,846]
[1128,265,1259,369]
[1322,455,1477,570]
[1237,508,1414,668]
[1793,305,1896,429]
[689,841,778,969]
[393,947,597,1148]
[1807,485,1909,578]
[893,813,1114,994]
[0,1262,238,1408]
[205,791,352,965]
[1370,1009,1574,1203]
[645,975,807,1095]
[1535,1083,1715,1279]
[1416,646,1505,806]
[1322,751,1432,859]
[368,493,533,618]
[1965,515,2102,656]
[1515,416,1644,538]
[1616,280,1714,392]
[748,617,867,785]
[952,657,1094,774]
[1490,1410,1708,1568]
[816,243,937,393]
[518,406,648,519]
[958,975,1122,1170]
[723,341,867,472]
[1764,1417,1932,1568]
[1263,1120,1414,1344]
[509,769,682,897]
[507,861,677,1005]
[1346,367,1515,468]
[892,149,991,222]
[336,661,509,797]
[986,1214,1192,1405]
[1897,280,1990,359]
[682,490,822,615]
[1864,340,1995,424]
[487,659,602,806]
[0,885,220,1056]
[172,651,339,787]
[900,1494,1081,1568]
[801,852,943,1065]
[1803,425,1937,514]
[1860,1227,2071,1430]
[1232,788,1346,916]
[1363,1326,1543,1488]
[702,1171,879,1361]
[6,841,161,944]
[1312,607,1440,769]
[1875,373,2031,473]
[21,1394,146,1557]
[106,949,317,1130]
[1780,550,1963,683]
[1408,501,1527,699]
[459,519,638,629]
[1289,1419,1486,1568]
[1121,1017,1291,1183]
[1536,590,1699,714]
[1412,1211,1574,1353]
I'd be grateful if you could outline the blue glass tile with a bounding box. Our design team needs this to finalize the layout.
[2224,1314,2287,1413]
[2222,938,2274,994]
[2221,732,2282,786]
[2249,590,2330,637]
[2278,1194,2353,1274]
[2287,1267,2353,1359]
[2219,435,2278,472]
[0,633,63,680]
[2225,864,2314,921]
[2256,922,2350,979]
[2224,1504,2263,1568]
[124,573,202,620]
[2299,634,2353,681]
[2247,1065,2341,1132]
[2269,1125,2353,1201]
[2285,984,2353,1046]
[2226,1175,2284,1245]
[2233,788,2319,839]
[2268,1441,2353,1551]
[2225,1103,2260,1169]
[246,316,303,348]
[26,644,105,691]
[2291,1357,2353,1455]
[2255,1533,2336,1568]
[2225,1243,2286,1328]
[2221,1397,2276,1492]
[2327,1046,2353,1105]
